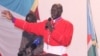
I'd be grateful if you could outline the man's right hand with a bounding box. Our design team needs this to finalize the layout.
[1,10,13,20]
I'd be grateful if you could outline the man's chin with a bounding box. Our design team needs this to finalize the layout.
[52,17,59,20]
[52,17,56,20]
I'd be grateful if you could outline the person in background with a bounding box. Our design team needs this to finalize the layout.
[18,11,43,56]
[2,3,73,56]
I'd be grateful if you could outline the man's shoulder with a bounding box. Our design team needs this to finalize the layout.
[62,18,72,24]
[61,18,73,27]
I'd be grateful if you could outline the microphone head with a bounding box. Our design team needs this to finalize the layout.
[48,17,52,21]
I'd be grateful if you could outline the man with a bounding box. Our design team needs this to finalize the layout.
[2,3,73,56]
[18,11,43,56]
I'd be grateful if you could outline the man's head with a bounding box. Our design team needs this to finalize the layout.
[26,12,37,23]
[51,3,63,20]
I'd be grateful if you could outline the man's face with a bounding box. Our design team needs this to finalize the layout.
[51,4,62,19]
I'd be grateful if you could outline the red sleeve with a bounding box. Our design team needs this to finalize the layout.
[51,22,73,46]
[14,18,44,35]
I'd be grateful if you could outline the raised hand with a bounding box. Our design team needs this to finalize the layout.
[1,10,13,20]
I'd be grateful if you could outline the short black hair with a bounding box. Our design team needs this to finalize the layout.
[26,12,37,22]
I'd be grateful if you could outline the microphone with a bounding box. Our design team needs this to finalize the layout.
[48,17,52,21]
[45,17,54,32]
[31,37,42,50]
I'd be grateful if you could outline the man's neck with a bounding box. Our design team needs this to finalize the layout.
[53,17,61,23]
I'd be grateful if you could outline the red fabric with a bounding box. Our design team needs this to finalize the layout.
[14,17,73,46]
[0,53,1,56]
[34,7,40,20]
[62,54,68,56]
[87,34,91,44]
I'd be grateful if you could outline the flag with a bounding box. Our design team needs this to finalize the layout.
[0,0,35,16]
[31,0,40,20]
[87,0,98,56]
